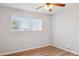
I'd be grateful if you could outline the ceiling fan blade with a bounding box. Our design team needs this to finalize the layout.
[35,5,45,10]
[52,3,65,7]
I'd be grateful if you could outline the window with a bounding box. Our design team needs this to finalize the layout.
[11,16,42,31]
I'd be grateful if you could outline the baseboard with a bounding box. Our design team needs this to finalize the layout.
[1,44,79,56]
[52,44,79,55]
[0,44,51,56]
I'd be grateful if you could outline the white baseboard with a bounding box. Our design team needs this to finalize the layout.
[52,44,79,55]
[1,44,79,56]
[0,44,51,56]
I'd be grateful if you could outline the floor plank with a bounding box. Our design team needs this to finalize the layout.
[5,46,78,56]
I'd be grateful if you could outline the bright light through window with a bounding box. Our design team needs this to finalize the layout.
[11,16,42,31]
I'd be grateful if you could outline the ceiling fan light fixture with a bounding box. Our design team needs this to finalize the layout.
[44,5,49,10]
[49,4,53,9]
[44,5,53,11]
[49,9,52,12]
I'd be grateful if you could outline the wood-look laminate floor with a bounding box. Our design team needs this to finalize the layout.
[5,46,78,56]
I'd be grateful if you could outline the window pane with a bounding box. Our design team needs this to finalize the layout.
[11,16,42,31]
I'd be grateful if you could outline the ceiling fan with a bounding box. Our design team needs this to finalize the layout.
[35,3,66,12]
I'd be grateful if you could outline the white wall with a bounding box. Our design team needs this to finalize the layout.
[1,3,79,54]
[0,6,52,53]
[52,3,79,52]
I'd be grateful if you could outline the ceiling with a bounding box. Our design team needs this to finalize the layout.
[0,3,66,15]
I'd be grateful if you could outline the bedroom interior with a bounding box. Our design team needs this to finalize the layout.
[0,3,79,56]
